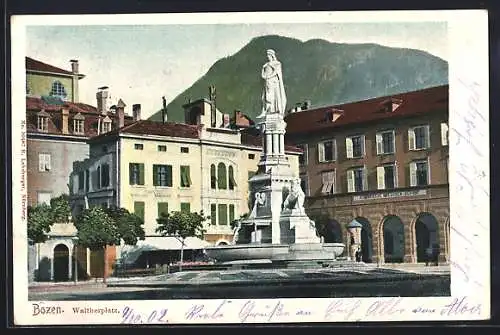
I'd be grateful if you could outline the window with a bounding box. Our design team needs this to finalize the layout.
[408,125,430,150]
[180,202,191,213]
[102,120,112,134]
[129,163,145,185]
[210,204,217,225]
[134,143,144,150]
[153,164,172,187]
[347,167,367,193]
[218,204,228,225]
[157,202,168,218]
[37,116,48,132]
[229,204,235,224]
[441,122,449,146]
[38,153,51,172]
[181,147,189,153]
[37,192,51,205]
[377,164,397,190]
[297,144,308,165]
[228,166,237,190]
[248,153,255,159]
[78,171,84,190]
[376,130,395,155]
[158,145,167,152]
[300,174,309,196]
[210,164,217,189]
[346,135,365,159]
[410,160,429,187]
[180,166,191,187]
[85,169,90,192]
[101,164,110,188]
[73,119,84,134]
[50,81,67,100]
[321,170,336,194]
[134,201,145,222]
[317,139,336,162]
[96,166,101,189]
[217,163,227,189]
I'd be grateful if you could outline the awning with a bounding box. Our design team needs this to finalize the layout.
[120,236,211,265]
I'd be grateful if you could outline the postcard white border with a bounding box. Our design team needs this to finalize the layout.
[11,10,490,325]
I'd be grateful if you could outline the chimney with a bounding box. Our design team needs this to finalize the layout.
[70,60,79,103]
[96,86,109,115]
[61,108,70,134]
[302,100,311,110]
[115,98,126,128]
[162,96,167,124]
[133,104,141,121]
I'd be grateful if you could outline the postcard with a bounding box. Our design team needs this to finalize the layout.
[11,10,490,325]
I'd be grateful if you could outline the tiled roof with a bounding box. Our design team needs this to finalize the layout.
[26,96,133,137]
[92,120,201,141]
[27,96,98,114]
[26,57,76,76]
[284,85,448,135]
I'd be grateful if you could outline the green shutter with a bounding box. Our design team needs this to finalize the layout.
[218,204,228,225]
[229,204,235,223]
[186,166,191,186]
[157,202,168,218]
[166,165,173,187]
[139,163,145,185]
[129,164,134,185]
[210,204,217,225]
[134,201,145,223]
[180,166,186,187]
[153,165,158,186]
[181,202,190,213]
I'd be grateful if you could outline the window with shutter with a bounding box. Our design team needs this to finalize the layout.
[409,162,417,186]
[346,137,354,158]
[139,163,145,185]
[157,202,168,218]
[96,166,101,189]
[384,165,396,189]
[152,165,158,186]
[425,125,431,149]
[229,204,235,223]
[408,128,416,150]
[181,202,190,213]
[376,133,383,154]
[347,170,355,193]
[217,163,227,189]
[218,204,228,225]
[317,142,325,162]
[228,166,237,190]
[180,166,191,187]
[329,170,336,194]
[210,164,217,189]
[134,201,145,223]
[101,164,110,187]
[210,204,217,225]
[362,167,368,191]
[441,123,449,146]
[377,166,386,190]
[321,171,333,194]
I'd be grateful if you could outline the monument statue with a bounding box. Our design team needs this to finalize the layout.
[258,49,287,117]
[282,178,306,214]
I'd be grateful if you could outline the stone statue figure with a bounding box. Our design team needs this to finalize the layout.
[249,192,266,218]
[282,178,305,214]
[232,219,242,244]
[258,49,287,117]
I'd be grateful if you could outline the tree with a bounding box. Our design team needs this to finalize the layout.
[50,194,71,223]
[105,206,146,245]
[156,211,207,271]
[74,205,146,283]
[27,204,54,280]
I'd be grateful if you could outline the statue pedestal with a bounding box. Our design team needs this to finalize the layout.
[279,213,321,244]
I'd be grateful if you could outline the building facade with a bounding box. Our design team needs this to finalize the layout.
[26,57,133,281]
[285,85,449,264]
[69,98,301,265]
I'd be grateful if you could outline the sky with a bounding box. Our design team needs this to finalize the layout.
[26,20,448,119]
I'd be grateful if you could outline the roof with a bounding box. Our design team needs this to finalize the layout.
[27,96,98,115]
[284,85,448,135]
[26,57,85,78]
[91,120,201,141]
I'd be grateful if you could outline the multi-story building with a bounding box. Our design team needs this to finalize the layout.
[69,98,301,267]
[26,57,134,281]
[284,85,449,264]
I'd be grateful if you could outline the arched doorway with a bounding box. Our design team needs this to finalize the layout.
[216,241,229,246]
[53,244,69,282]
[324,219,343,243]
[355,217,373,263]
[382,215,405,263]
[415,213,439,263]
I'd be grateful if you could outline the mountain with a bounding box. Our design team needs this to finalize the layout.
[149,35,448,122]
